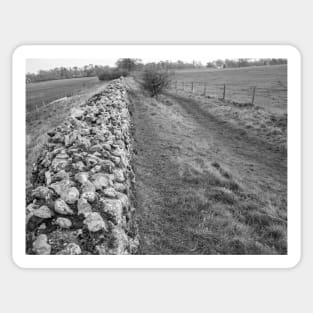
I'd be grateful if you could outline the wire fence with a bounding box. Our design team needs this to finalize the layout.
[168,80,287,108]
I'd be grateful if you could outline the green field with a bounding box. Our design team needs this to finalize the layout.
[173,65,287,114]
[26,76,102,112]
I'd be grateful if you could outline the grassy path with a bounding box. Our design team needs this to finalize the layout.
[129,79,287,254]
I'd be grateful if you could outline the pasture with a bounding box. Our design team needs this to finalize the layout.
[173,65,287,114]
[26,76,102,112]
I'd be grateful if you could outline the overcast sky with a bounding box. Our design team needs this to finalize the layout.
[26,58,214,74]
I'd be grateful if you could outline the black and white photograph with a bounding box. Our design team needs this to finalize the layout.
[12,45,300,267]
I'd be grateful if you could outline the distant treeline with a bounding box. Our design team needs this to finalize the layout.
[26,64,110,83]
[26,58,287,83]
[206,58,287,69]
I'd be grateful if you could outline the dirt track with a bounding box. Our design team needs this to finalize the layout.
[129,79,287,254]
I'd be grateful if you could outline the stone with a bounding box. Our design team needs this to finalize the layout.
[81,191,97,203]
[91,173,112,190]
[114,182,127,192]
[89,144,103,153]
[96,227,129,255]
[101,199,123,224]
[56,217,72,229]
[54,170,70,182]
[77,198,92,216]
[113,169,125,183]
[61,187,80,204]
[90,165,102,174]
[50,180,71,196]
[100,160,115,173]
[32,234,51,255]
[83,212,107,232]
[74,172,89,184]
[57,243,81,255]
[54,199,74,215]
[103,187,117,198]
[103,143,111,151]
[116,192,129,209]
[33,205,53,219]
[51,157,69,172]
[81,181,96,193]
[45,171,52,185]
[31,186,54,200]
[73,161,86,171]
[111,156,121,165]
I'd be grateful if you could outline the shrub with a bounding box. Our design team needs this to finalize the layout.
[141,68,171,97]
[97,68,128,81]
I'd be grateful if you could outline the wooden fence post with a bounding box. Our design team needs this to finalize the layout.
[222,84,226,101]
[191,81,194,93]
[251,86,256,105]
[203,83,206,96]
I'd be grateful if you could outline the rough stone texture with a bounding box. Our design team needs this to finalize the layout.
[55,217,72,229]
[83,212,107,232]
[32,234,51,255]
[26,79,139,255]
[57,243,82,255]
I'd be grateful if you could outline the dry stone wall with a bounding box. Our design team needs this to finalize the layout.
[26,78,139,255]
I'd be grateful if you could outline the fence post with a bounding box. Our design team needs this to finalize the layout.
[251,86,256,105]
[222,84,226,101]
[191,82,194,93]
[203,83,206,96]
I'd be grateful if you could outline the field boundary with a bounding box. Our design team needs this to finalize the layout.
[168,80,287,108]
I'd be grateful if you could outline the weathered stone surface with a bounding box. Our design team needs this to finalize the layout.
[103,187,118,198]
[55,217,72,229]
[54,170,70,182]
[51,158,69,172]
[74,172,89,184]
[61,187,80,204]
[31,186,53,200]
[114,182,127,192]
[91,173,112,190]
[57,243,81,255]
[101,199,123,224]
[32,234,51,255]
[83,212,107,232]
[54,199,74,215]
[50,180,72,195]
[33,205,53,219]
[113,169,125,183]
[81,191,97,203]
[77,198,92,216]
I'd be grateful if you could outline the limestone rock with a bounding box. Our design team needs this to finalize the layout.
[33,205,53,219]
[74,172,89,184]
[83,212,107,232]
[91,173,112,190]
[54,199,74,215]
[103,187,117,198]
[56,217,72,229]
[113,169,125,183]
[31,186,53,200]
[101,199,123,224]
[57,243,82,255]
[77,198,92,216]
[32,234,51,255]
[61,187,80,204]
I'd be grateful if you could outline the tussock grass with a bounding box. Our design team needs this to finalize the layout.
[138,158,287,255]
